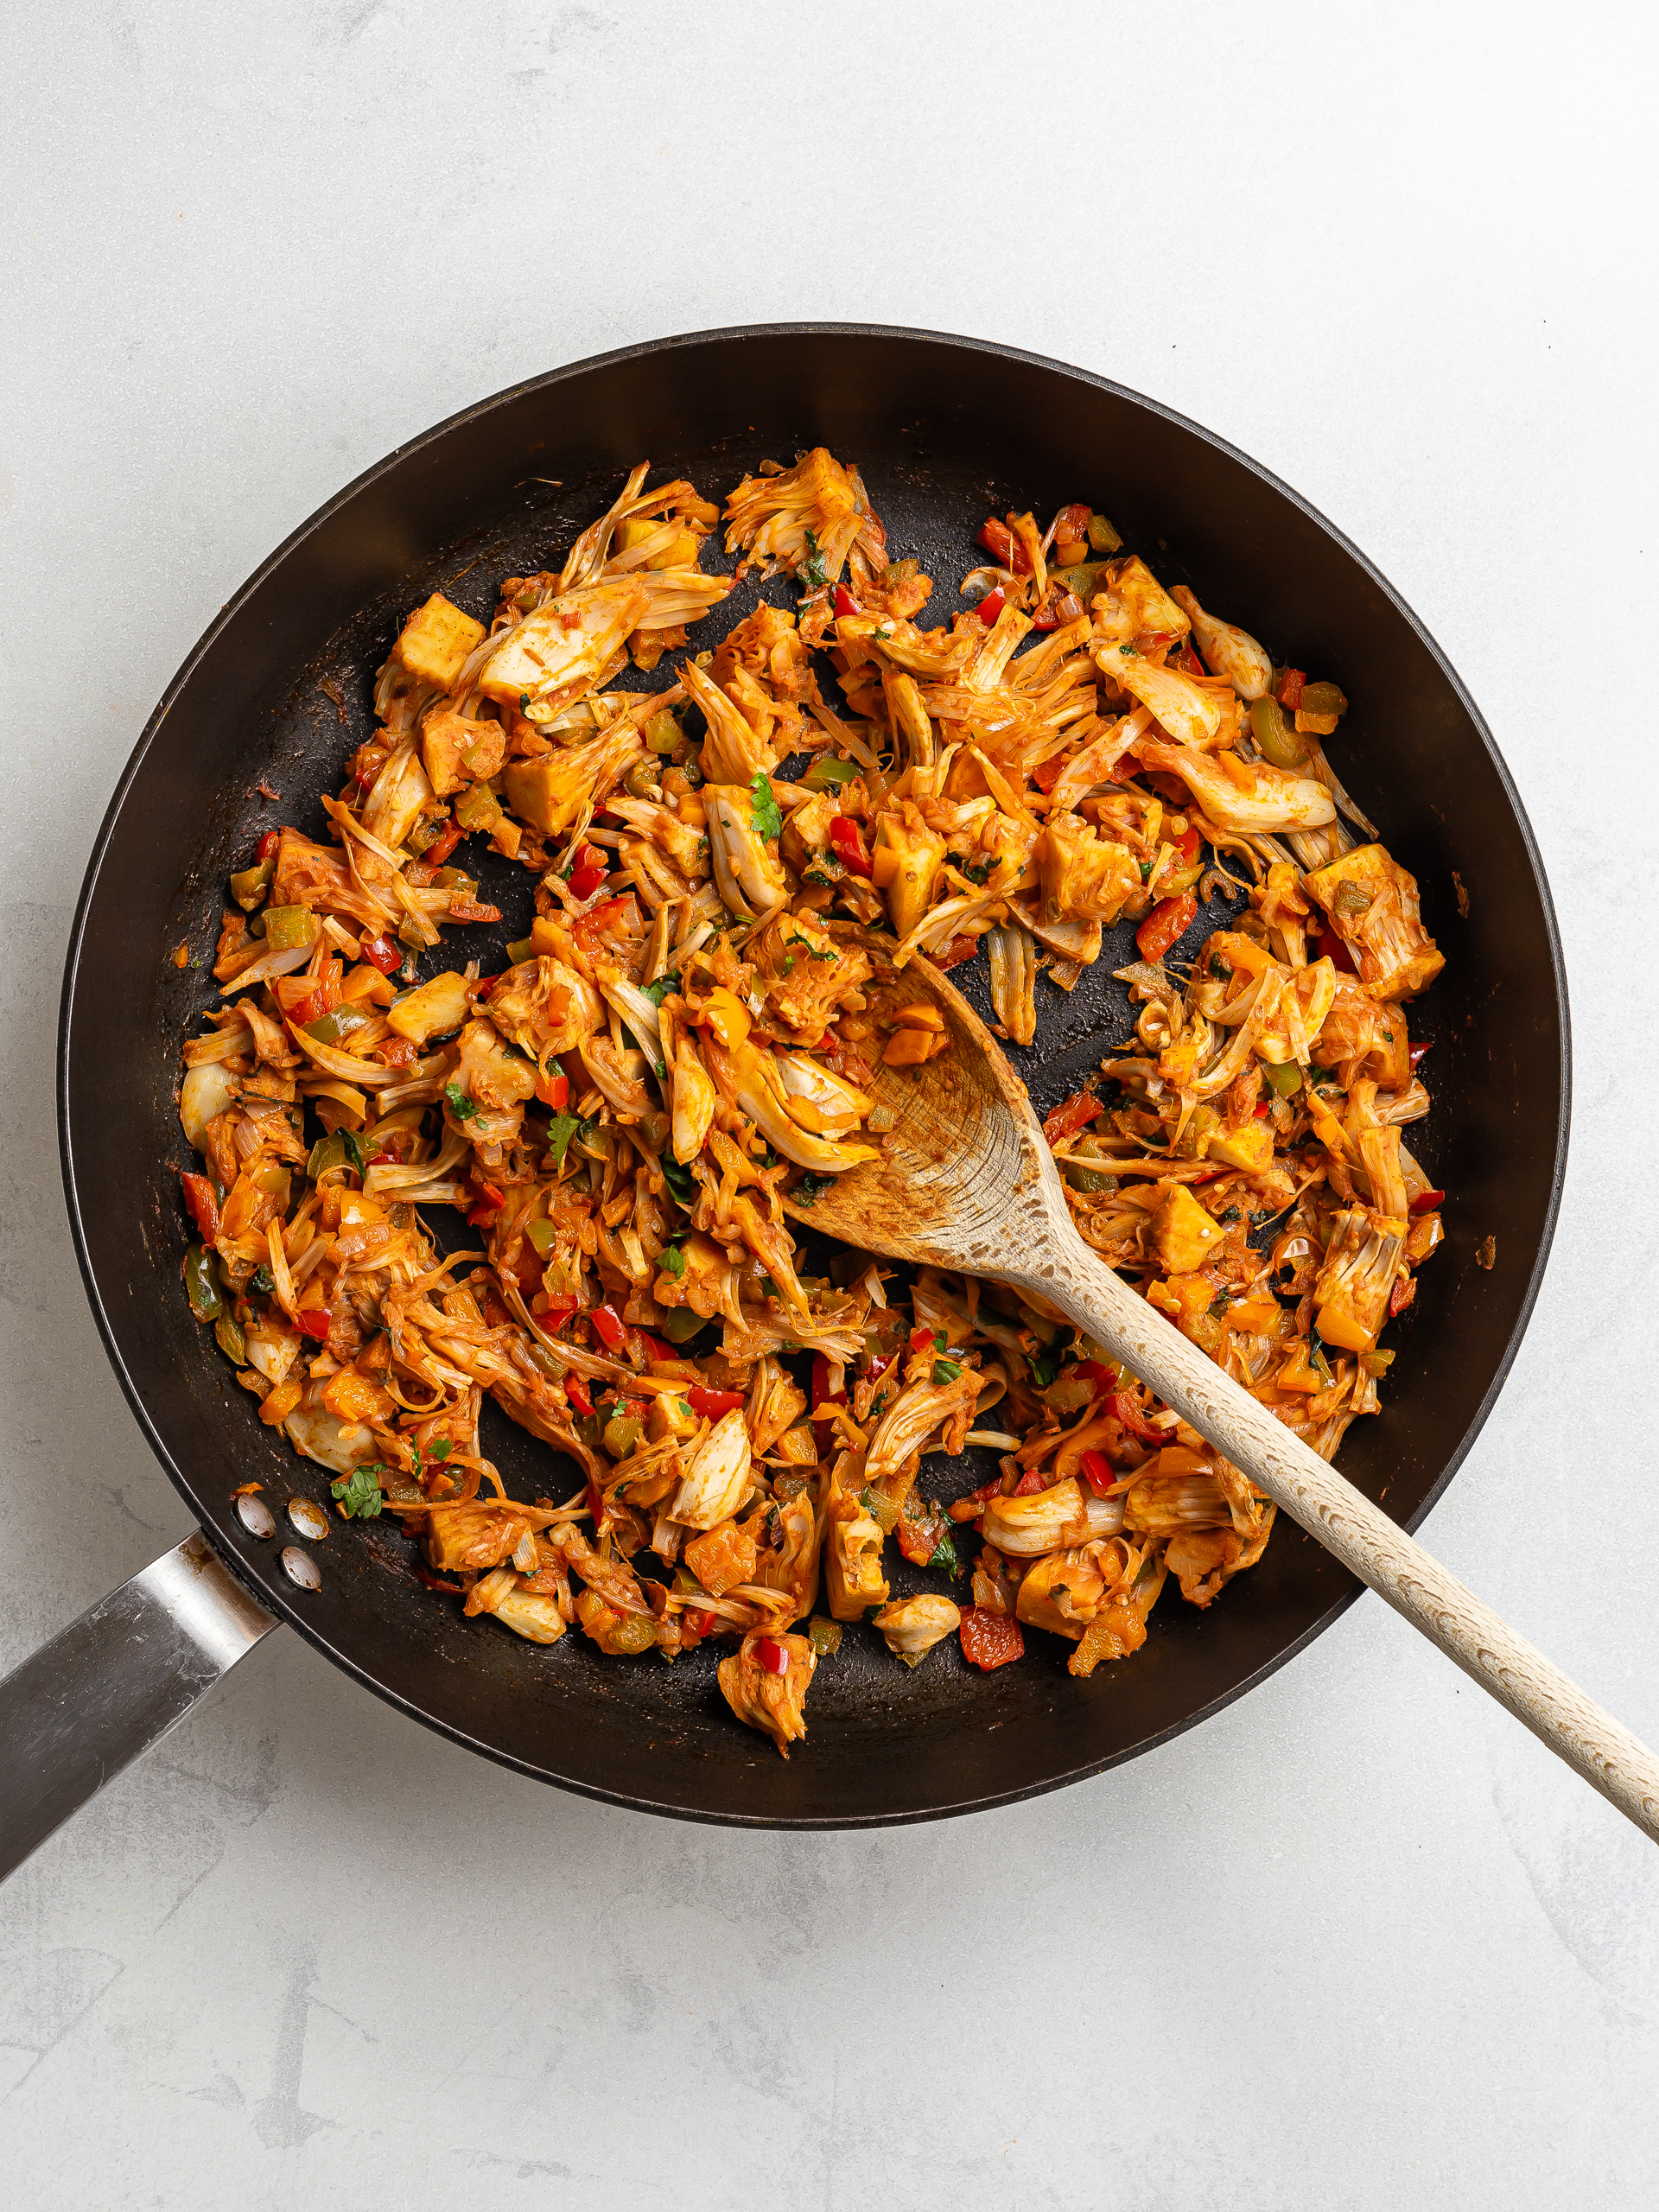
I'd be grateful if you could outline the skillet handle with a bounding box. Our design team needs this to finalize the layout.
[0,1532,278,1884]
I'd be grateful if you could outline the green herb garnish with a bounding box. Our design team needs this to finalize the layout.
[331,1466,385,1520]
[444,1082,484,1123]
[749,772,783,842]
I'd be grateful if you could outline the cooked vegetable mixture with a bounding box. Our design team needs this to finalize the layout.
[178,451,1446,1755]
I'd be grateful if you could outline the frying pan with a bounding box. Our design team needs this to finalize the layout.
[3,325,1568,1866]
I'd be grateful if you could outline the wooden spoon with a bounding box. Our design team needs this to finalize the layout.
[786,931,1659,1842]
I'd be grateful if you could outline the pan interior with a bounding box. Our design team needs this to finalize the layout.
[60,329,1567,1824]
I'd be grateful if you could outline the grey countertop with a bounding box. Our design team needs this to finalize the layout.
[5,4,1658,2205]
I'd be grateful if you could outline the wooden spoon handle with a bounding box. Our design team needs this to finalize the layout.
[1028,1224,1659,1843]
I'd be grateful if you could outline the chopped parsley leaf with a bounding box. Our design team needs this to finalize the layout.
[749,772,783,842]
[331,1466,385,1520]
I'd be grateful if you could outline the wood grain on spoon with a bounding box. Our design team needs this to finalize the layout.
[788,928,1659,1845]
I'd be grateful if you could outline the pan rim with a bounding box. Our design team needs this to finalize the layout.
[56,321,1572,1827]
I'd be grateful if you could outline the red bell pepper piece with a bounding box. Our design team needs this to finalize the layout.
[297,1309,332,1341]
[1174,824,1201,864]
[1078,1448,1115,1497]
[1409,1189,1446,1215]
[590,1304,627,1353]
[680,1609,714,1646]
[568,845,608,903]
[1408,1039,1433,1068]
[180,1172,220,1242]
[420,820,463,868]
[935,933,978,969]
[256,829,281,863]
[1042,1090,1102,1145]
[959,1606,1025,1671]
[1389,1273,1416,1317]
[828,816,873,878]
[1171,642,1205,679]
[1070,1359,1116,1394]
[753,1636,790,1675]
[538,1071,570,1111]
[1029,601,1061,633]
[686,1385,745,1419]
[360,932,401,974]
[831,584,861,617]
[565,1376,594,1418]
[976,587,1007,626]
[1254,1100,1271,1118]
[909,1325,937,1355]
[1275,667,1306,710]
[1012,1467,1046,1497]
[1135,892,1198,963]
[416,1565,463,1593]
[537,1294,577,1332]
[1052,502,1091,541]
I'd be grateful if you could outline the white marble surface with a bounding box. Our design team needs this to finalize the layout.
[5,3,1658,2204]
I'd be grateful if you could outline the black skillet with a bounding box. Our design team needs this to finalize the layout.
[13,327,1568,1857]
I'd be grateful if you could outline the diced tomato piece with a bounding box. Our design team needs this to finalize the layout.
[180,1172,220,1241]
[1389,1273,1416,1317]
[256,829,281,863]
[1078,1448,1115,1497]
[360,932,401,974]
[754,1636,790,1675]
[1275,668,1306,709]
[959,1606,1025,1671]
[1070,1359,1116,1393]
[935,933,978,970]
[1135,892,1197,963]
[686,1385,745,1418]
[1106,1388,1162,1443]
[1408,1039,1433,1068]
[1309,922,1357,976]
[1053,502,1091,540]
[1012,1467,1046,1497]
[976,517,1018,568]
[569,844,608,902]
[590,1304,627,1352]
[1171,642,1205,679]
[1029,601,1061,632]
[1409,1189,1446,1215]
[421,821,462,868]
[565,1376,594,1418]
[832,584,861,617]
[828,816,873,878]
[366,1150,394,1166]
[1254,1100,1271,1118]
[1043,1090,1102,1145]
[909,1326,936,1355]
[1032,754,1065,793]
[976,587,1007,626]
[681,1610,714,1646]
[468,1182,505,1213]
[297,1309,331,1341]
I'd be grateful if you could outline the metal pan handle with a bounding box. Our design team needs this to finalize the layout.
[0,1532,278,1883]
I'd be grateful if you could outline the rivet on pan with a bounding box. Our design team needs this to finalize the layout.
[280,1546,321,1592]
[235,1492,276,1539]
[287,1496,330,1542]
